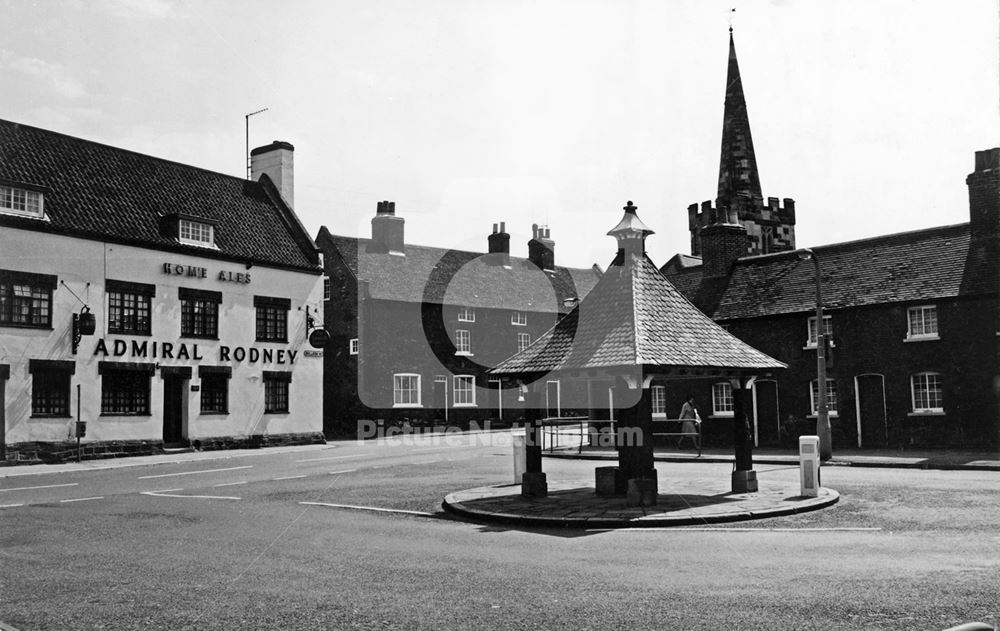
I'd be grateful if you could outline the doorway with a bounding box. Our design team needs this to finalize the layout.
[855,374,888,447]
[753,379,780,446]
[162,375,186,446]
[546,380,561,418]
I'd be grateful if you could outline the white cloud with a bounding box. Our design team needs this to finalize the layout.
[0,50,85,99]
[95,0,178,19]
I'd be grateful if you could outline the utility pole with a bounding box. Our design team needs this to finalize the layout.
[799,248,832,460]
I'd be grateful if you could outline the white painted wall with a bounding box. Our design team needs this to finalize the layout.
[1,226,323,445]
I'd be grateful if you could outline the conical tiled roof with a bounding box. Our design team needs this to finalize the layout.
[492,206,786,375]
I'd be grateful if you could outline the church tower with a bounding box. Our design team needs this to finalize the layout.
[689,28,796,258]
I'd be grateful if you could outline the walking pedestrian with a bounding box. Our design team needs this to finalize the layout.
[678,395,701,449]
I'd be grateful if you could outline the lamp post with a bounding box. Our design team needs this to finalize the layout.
[797,248,832,460]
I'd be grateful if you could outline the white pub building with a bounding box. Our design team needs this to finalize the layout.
[0,120,325,462]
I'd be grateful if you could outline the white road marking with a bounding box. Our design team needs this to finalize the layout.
[273,475,307,481]
[328,469,357,475]
[59,496,104,503]
[300,501,435,517]
[0,504,25,509]
[141,490,241,500]
[137,465,252,480]
[0,483,78,493]
[213,481,247,487]
[620,527,884,532]
[295,454,365,463]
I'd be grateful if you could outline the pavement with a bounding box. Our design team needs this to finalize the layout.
[443,477,840,529]
[547,444,1000,471]
[442,442,1000,529]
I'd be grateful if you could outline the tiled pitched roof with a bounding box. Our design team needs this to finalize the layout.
[0,119,320,272]
[492,253,786,374]
[317,230,600,312]
[663,223,998,320]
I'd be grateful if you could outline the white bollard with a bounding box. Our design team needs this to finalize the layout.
[799,435,821,497]
[512,433,526,484]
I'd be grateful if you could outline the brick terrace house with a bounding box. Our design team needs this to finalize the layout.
[0,121,325,462]
[659,32,1000,450]
[316,204,601,437]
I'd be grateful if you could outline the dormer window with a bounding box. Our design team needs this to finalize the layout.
[179,218,215,247]
[0,185,44,219]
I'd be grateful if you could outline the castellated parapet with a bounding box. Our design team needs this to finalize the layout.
[689,196,796,257]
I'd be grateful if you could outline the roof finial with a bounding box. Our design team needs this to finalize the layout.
[729,7,735,33]
[624,200,637,214]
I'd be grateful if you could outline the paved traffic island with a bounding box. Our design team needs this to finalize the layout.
[443,477,838,529]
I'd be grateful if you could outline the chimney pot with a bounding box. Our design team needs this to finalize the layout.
[528,224,555,270]
[500,221,506,233]
[369,200,405,254]
[487,220,511,262]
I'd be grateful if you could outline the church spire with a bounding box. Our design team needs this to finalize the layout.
[716,29,762,205]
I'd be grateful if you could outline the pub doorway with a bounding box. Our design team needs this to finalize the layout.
[162,374,187,447]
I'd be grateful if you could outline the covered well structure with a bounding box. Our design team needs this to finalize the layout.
[492,202,786,504]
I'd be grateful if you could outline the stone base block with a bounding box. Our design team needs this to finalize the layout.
[521,471,548,497]
[626,477,658,507]
[732,469,759,493]
[595,466,627,496]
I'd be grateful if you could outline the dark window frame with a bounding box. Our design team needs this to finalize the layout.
[180,287,221,339]
[200,375,229,414]
[29,360,74,417]
[263,370,291,413]
[0,269,56,329]
[99,362,153,416]
[254,296,290,342]
[107,279,154,336]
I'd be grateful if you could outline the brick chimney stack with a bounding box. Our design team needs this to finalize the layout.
[250,141,294,208]
[700,204,747,278]
[487,221,511,266]
[368,200,405,255]
[528,224,555,270]
[968,147,1000,239]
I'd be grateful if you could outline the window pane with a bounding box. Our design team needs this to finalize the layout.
[394,375,419,406]
[0,277,52,327]
[32,370,70,416]
[454,375,474,405]
[810,379,838,414]
[264,378,289,412]
[713,382,733,414]
[651,386,666,415]
[256,304,288,341]
[200,375,228,413]
[101,371,150,415]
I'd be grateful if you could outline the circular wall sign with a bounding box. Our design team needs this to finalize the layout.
[308,328,331,349]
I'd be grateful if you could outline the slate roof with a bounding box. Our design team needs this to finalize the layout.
[491,252,786,375]
[316,229,601,312]
[663,223,998,320]
[0,119,320,272]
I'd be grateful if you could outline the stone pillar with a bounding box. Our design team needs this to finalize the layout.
[0,364,8,461]
[521,388,547,497]
[731,377,758,492]
[616,378,657,506]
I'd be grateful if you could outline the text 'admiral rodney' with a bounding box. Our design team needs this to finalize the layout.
[93,339,297,364]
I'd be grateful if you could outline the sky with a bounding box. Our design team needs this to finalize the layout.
[2,0,998,270]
